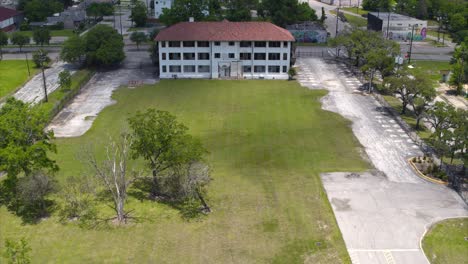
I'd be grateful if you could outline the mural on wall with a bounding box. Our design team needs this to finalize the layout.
[407,27,427,41]
[289,30,327,43]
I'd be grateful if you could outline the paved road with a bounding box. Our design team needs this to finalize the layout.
[306,0,349,37]
[296,57,467,264]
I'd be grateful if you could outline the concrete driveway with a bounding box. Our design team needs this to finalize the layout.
[296,58,467,264]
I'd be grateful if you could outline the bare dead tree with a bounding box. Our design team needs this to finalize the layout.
[184,162,212,213]
[85,134,135,224]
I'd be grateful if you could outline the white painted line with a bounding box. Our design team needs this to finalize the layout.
[348,249,421,252]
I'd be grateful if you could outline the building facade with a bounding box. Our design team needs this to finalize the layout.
[0,6,22,32]
[155,21,295,80]
[368,12,427,41]
[154,0,173,19]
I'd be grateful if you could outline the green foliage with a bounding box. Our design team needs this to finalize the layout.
[2,238,31,264]
[84,24,125,67]
[362,0,391,11]
[258,0,317,27]
[24,0,63,22]
[0,31,7,60]
[86,2,114,21]
[60,35,85,64]
[58,70,72,90]
[449,39,467,94]
[288,67,297,80]
[129,31,148,50]
[179,198,204,220]
[159,0,209,25]
[10,32,30,52]
[32,49,51,68]
[32,27,51,46]
[225,0,255,21]
[130,1,148,27]
[57,176,97,224]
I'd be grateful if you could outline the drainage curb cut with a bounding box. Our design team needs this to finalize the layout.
[408,159,448,185]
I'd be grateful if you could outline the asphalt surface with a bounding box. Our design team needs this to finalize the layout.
[296,57,467,264]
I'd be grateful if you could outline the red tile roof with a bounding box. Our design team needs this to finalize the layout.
[0,7,20,22]
[155,21,295,42]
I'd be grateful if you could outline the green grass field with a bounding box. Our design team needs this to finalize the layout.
[342,7,369,15]
[0,80,368,263]
[0,60,38,99]
[423,218,468,264]
[409,61,451,84]
[330,10,367,28]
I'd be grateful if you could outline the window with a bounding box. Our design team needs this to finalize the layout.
[162,66,167,72]
[254,41,266,47]
[214,41,220,46]
[229,41,235,46]
[254,53,266,60]
[254,66,266,73]
[161,41,166,47]
[268,66,280,73]
[283,53,288,60]
[229,53,235,59]
[214,53,221,58]
[197,41,209,47]
[240,41,251,47]
[169,53,181,60]
[243,65,252,73]
[269,41,281,47]
[268,53,280,60]
[169,65,181,72]
[169,41,181,47]
[198,53,210,60]
[282,66,287,73]
[198,65,210,72]
[240,53,251,60]
[283,42,289,47]
[183,41,195,47]
[162,53,166,60]
[183,53,195,60]
[183,65,196,72]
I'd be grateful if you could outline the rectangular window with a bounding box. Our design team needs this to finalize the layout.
[162,66,167,72]
[254,41,266,47]
[161,41,166,48]
[240,53,251,60]
[198,65,210,72]
[268,66,280,73]
[282,66,287,73]
[169,41,181,47]
[283,53,288,60]
[183,41,195,47]
[268,53,281,60]
[229,41,235,46]
[214,53,220,58]
[243,65,252,73]
[254,66,265,73]
[254,53,266,60]
[240,41,251,47]
[169,53,181,60]
[198,53,210,60]
[197,41,209,47]
[183,53,195,60]
[229,53,235,59]
[183,65,196,72]
[269,41,281,47]
[283,41,289,48]
[214,41,220,46]
[162,53,166,60]
[169,65,181,72]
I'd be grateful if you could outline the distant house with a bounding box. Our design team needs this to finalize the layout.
[367,12,427,41]
[286,22,328,43]
[155,20,295,79]
[46,6,86,29]
[0,6,22,32]
[154,0,173,19]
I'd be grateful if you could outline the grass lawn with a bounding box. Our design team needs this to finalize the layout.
[331,11,367,28]
[342,7,368,15]
[422,218,468,264]
[426,30,453,43]
[8,29,76,38]
[408,61,451,84]
[0,80,368,263]
[0,60,38,99]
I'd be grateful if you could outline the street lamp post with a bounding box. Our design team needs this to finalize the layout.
[335,0,342,36]
[24,52,31,76]
[386,11,391,39]
[38,50,48,102]
[408,24,415,65]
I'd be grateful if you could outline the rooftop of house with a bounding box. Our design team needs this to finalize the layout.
[369,12,426,23]
[0,6,20,21]
[155,20,295,42]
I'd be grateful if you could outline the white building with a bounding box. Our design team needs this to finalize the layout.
[368,12,428,41]
[0,6,22,32]
[155,20,295,80]
[154,0,173,19]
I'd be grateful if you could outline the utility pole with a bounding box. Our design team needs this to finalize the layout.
[119,3,123,36]
[38,50,48,102]
[386,11,391,39]
[408,24,415,64]
[24,52,30,76]
[335,0,341,37]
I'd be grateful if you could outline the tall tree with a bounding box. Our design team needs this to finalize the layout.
[128,109,207,197]
[408,79,436,129]
[449,39,467,95]
[84,24,125,67]
[24,0,64,21]
[159,0,209,25]
[33,27,51,46]
[259,0,317,27]
[362,0,391,11]
[60,35,85,64]
[130,31,148,50]
[0,31,7,61]
[415,0,430,19]
[10,33,30,52]
[225,0,254,21]
[130,1,148,27]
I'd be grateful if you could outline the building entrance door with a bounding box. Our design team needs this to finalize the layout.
[219,65,231,78]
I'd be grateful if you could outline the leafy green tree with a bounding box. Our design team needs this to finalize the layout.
[415,0,429,19]
[258,0,317,27]
[226,0,254,21]
[17,171,56,221]
[448,13,467,32]
[444,109,467,164]
[32,27,51,46]
[159,0,209,25]
[84,24,125,67]
[58,70,72,90]
[130,31,148,50]
[362,0,391,11]
[130,1,148,27]
[0,31,8,61]
[24,0,63,21]
[361,48,396,92]
[32,49,51,68]
[86,2,114,22]
[60,35,85,64]
[128,109,207,197]
[10,32,30,52]
[57,175,97,224]
[3,238,31,264]
[449,39,467,94]
[408,80,436,129]
[426,101,456,141]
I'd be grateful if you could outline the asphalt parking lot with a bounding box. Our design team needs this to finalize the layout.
[296,57,467,264]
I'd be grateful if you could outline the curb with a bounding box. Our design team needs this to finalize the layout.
[408,158,448,185]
